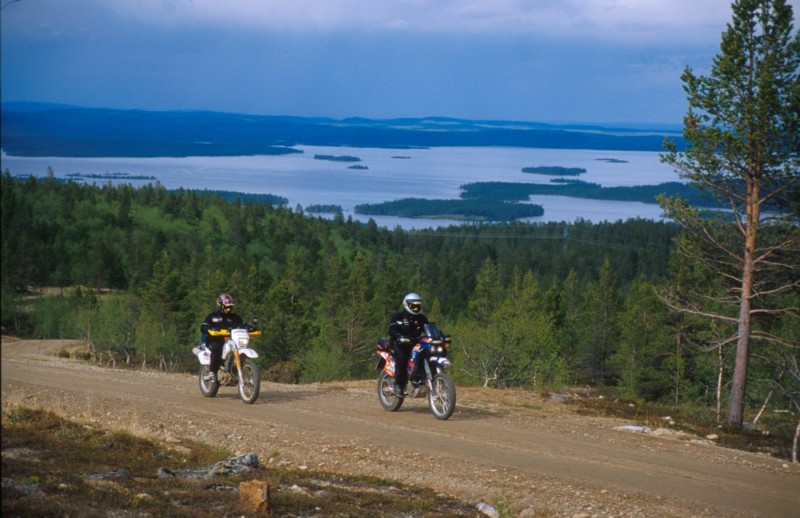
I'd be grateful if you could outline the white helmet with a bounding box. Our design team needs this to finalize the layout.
[402,293,423,315]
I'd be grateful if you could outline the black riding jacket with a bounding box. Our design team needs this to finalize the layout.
[200,309,244,344]
[388,311,429,344]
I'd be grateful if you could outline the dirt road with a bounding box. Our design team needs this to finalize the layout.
[2,338,798,517]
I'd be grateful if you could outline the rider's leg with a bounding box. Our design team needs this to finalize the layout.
[207,340,223,381]
[393,345,411,396]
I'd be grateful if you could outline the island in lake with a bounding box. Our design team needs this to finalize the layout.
[348,165,369,170]
[306,204,343,214]
[355,198,544,221]
[65,172,157,180]
[595,158,629,163]
[314,154,361,163]
[521,166,586,176]
[459,180,718,207]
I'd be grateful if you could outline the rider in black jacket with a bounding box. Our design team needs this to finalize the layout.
[200,293,244,384]
[387,292,429,397]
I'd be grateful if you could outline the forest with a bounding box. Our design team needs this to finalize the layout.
[2,171,796,434]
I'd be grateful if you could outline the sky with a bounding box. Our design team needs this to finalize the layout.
[2,0,799,127]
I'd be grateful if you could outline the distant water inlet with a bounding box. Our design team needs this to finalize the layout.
[1,146,678,229]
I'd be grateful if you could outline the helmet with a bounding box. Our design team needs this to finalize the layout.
[402,292,423,315]
[216,293,235,313]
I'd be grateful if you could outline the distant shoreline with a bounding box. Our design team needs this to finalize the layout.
[1,104,684,157]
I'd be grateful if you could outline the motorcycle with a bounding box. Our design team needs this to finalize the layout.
[192,324,262,404]
[375,322,457,420]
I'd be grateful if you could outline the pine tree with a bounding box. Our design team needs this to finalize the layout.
[660,0,800,427]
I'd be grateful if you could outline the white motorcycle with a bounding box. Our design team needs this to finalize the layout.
[192,325,262,404]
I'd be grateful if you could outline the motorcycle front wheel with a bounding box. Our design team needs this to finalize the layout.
[377,370,404,411]
[198,365,219,398]
[238,359,261,404]
[429,372,456,420]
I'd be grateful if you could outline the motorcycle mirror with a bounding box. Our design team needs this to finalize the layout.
[252,317,258,325]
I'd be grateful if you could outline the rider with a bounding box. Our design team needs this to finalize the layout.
[200,293,244,384]
[387,292,429,397]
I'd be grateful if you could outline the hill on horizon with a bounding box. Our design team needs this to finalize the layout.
[1,102,685,158]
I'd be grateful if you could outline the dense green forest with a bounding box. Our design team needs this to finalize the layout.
[1,172,796,427]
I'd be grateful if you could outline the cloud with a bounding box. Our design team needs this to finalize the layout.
[2,0,797,124]
[75,0,752,43]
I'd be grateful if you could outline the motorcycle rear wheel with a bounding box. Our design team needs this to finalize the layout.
[429,372,456,420]
[198,365,219,398]
[377,370,404,411]
[238,359,261,404]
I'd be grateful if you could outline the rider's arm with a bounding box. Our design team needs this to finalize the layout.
[388,312,406,339]
[200,314,213,334]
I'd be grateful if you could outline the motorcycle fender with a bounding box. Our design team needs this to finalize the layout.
[238,347,259,359]
[192,346,211,366]
[377,351,394,376]
[430,356,451,368]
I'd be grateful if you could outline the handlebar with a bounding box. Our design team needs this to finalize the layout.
[207,328,261,337]
[393,335,450,346]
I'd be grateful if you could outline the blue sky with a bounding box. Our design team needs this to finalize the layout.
[2,0,798,127]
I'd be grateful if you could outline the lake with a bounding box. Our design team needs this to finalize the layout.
[1,145,680,229]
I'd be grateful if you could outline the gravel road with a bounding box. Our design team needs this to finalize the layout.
[2,337,798,517]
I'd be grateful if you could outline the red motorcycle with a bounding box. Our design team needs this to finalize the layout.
[375,323,456,420]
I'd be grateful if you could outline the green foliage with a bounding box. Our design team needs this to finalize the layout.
[575,259,620,385]
[301,342,353,382]
[610,277,674,400]
[455,264,561,388]
[28,294,80,339]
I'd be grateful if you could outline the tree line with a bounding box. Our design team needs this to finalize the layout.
[1,172,796,431]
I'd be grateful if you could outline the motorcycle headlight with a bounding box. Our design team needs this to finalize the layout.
[237,337,250,347]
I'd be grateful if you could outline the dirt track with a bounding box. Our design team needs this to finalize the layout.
[2,338,798,517]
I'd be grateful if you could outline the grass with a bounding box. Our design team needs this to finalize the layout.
[2,406,483,517]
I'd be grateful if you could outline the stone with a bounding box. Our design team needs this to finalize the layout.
[476,501,499,517]
[239,479,270,515]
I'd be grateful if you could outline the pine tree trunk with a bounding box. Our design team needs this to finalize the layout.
[728,178,760,428]
[716,344,724,423]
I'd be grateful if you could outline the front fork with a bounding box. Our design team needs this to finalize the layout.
[424,360,435,393]
[233,350,244,384]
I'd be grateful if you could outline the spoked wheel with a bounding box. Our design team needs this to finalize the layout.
[429,372,456,420]
[377,370,404,411]
[199,365,219,398]
[238,359,261,404]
